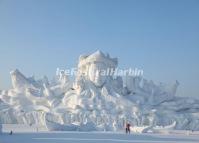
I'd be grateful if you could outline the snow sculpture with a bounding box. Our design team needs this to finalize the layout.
[10,69,32,90]
[77,50,117,87]
[125,76,180,105]
[1,51,199,132]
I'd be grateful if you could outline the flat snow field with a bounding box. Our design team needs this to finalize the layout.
[1,132,199,143]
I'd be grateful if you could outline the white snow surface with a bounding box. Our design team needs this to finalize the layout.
[1,51,199,132]
[1,131,199,143]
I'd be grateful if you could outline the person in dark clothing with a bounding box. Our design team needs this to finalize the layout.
[126,123,131,134]
[125,124,128,134]
[9,130,13,135]
[127,123,131,134]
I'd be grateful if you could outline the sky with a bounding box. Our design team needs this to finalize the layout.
[0,0,199,98]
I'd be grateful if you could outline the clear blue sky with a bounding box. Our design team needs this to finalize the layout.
[0,0,199,98]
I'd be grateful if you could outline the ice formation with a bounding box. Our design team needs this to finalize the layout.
[1,51,199,132]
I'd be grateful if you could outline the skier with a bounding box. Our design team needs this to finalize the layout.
[9,130,13,135]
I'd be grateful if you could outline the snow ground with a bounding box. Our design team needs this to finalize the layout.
[1,131,199,143]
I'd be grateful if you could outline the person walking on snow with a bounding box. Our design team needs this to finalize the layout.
[126,123,131,134]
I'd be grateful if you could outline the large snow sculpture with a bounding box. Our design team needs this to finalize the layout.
[1,50,199,132]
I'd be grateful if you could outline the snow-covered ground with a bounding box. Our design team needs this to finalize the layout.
[2,124,199,143]
[1,131,199,143]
